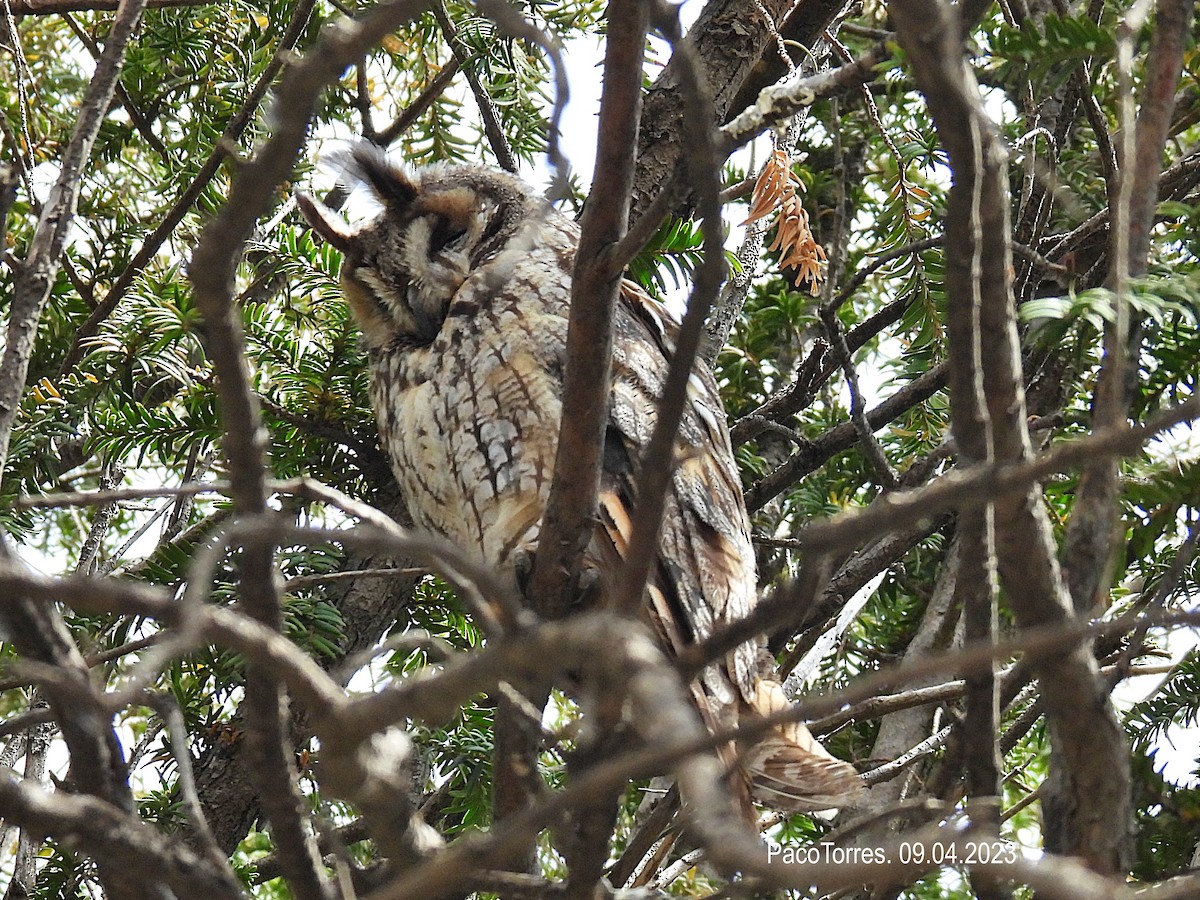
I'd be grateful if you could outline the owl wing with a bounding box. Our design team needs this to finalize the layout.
[596,279,864,812]
[599,279,759,694]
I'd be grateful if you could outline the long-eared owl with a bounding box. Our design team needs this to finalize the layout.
[298,145,862,811]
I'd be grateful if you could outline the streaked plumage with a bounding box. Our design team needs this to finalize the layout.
[298,147,862,811]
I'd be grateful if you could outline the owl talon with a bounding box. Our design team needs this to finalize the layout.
[577,567,601,607]
[510,550,598,610]
[511,547,535,595]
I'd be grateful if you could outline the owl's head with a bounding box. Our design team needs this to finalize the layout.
[298,146,541,350]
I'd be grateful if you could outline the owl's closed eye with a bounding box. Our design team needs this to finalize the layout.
[297,149,531,349]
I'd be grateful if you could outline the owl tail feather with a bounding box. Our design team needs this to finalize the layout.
[740,679,864,812]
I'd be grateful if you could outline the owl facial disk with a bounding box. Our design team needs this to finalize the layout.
[297,189,460,349]
[299,149,535,352]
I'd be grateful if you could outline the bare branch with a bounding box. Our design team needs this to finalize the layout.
[374,54,462,146]
[433,2,518,173]
[0,767,245,900]
[474,0,569,191]
[612,1,726,614]
[1062,0,1196,616]
[825,236,943,316]
[60,11,172,161]
[0,0,148,489]
[889,0,1134,872]
[780,393,1198,562]
[55,0,322,377]
[744,361,949,510]
[6,0,201,10]
[529,0,648,621]
[0,564,344,714]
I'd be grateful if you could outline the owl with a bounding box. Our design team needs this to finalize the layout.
[298,146,862,812]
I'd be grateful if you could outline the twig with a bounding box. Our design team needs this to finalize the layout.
[282,566,427,590]
[808,680,966,734]
[374,53,462,146]
[142,693,235,878]
[61,12,172,161]
[825,236,943,316]
[820,305,899,488]
[72,463,126,576]
[0,767,245,900]
[728,339,829,446]
[15,480,232,510]
[433,2,517,172]
[0,0,148,489]
[744,361,949,509]
[861,724,954,786]
[55,0,322,377]
[612,1,726,615]
[474,0,568,193]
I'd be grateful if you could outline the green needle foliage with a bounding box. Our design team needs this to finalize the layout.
[1,0,1199,897]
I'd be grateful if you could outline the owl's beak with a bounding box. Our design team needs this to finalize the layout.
[296,193,354,253]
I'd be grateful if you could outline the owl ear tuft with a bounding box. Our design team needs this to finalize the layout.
[349,143,418,211]
[297,193,354,253]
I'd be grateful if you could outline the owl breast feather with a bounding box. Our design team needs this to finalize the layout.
[372,240,572,571]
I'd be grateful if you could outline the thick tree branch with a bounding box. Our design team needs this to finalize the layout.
[0,768,245,900]
[529,0,647,619]
[889,0,1133,872]
[1061,0,1196,615]
[612,2,725,614]
[186,2,435,893]
[630,0,855,223]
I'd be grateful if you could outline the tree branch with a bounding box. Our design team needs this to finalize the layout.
[55,0,321,378]
[888,0,1134,871]
[5,0,201,10]
[1061,0,1196,616]
[0,0,148,488]
[528,0,647,620]
[186,4,436,893]
[0,768,245,900]
[612,1,725,615]
[744,361,949,510]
